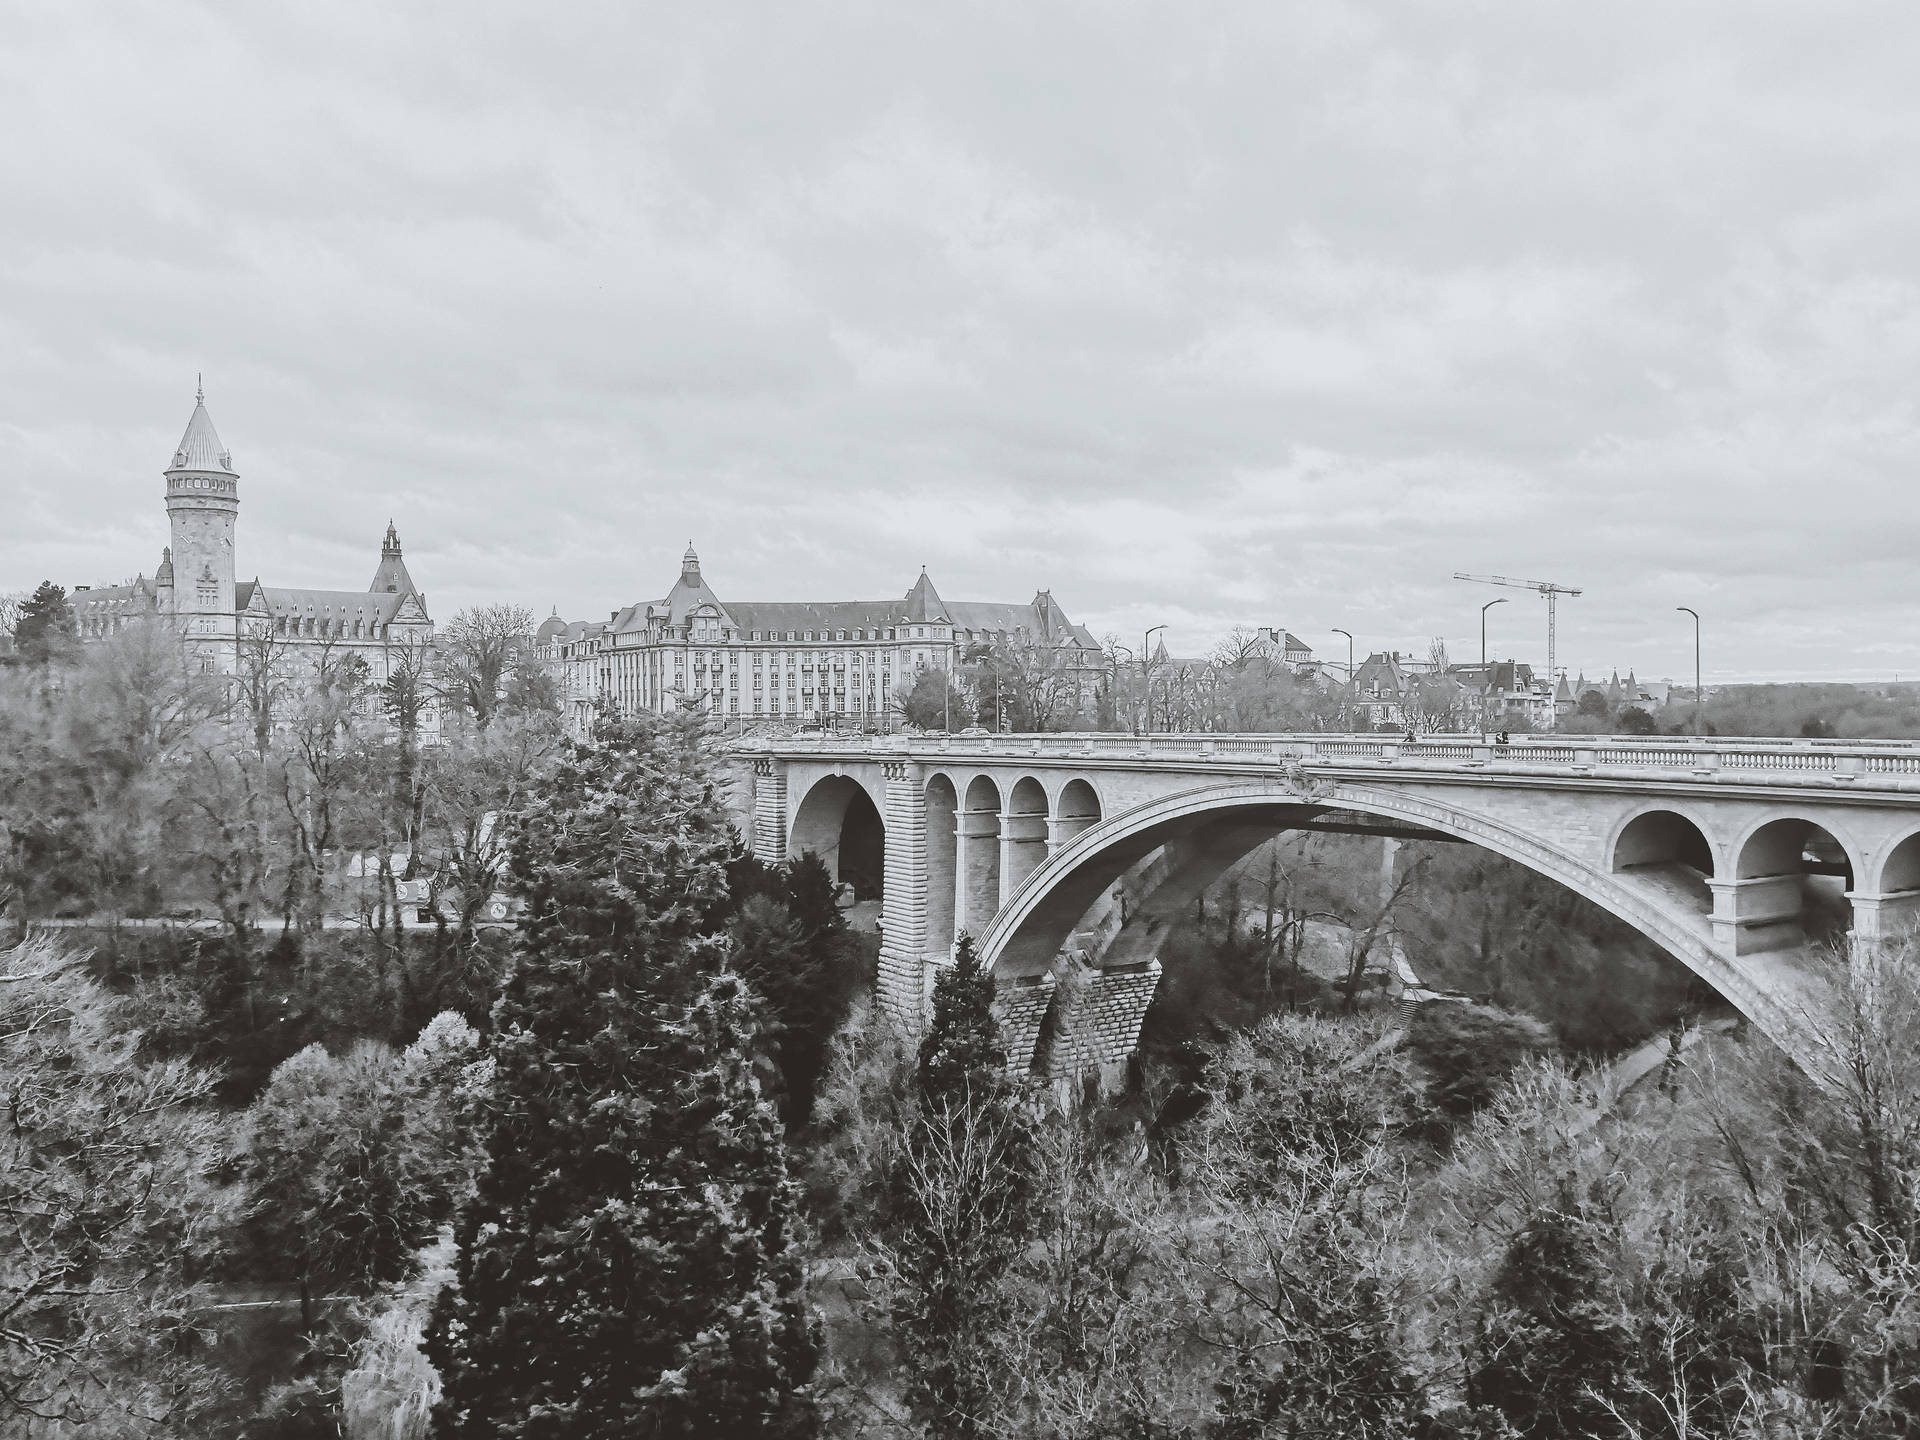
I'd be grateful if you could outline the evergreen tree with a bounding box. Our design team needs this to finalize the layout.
[426,711,819,1438]
[1472,1205,1635,1438]
[916,932,1008,1104]
[884,932,1038,1436]
[729,852,860,1125]
[12,579,75,663]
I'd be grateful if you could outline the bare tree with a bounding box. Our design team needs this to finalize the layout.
[1338,853,1429,1010]
[1210,625,1268,674]
[234,617,299,758]
[276,642,369,929]
[437,604,535,731]
[0,590,25,645]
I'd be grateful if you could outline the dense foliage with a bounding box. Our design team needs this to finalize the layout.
[425,709,819,1438]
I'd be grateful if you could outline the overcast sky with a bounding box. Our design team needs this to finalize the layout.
[5,3,1919,684]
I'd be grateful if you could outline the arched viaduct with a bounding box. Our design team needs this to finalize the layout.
[736,732,1920,1076]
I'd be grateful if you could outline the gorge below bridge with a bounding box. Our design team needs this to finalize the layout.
[730,731,1920,1078]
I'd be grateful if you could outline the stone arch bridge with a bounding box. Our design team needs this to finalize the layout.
[732,732,1920,1075]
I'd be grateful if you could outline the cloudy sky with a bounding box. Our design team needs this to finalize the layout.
[5,2,1919,684]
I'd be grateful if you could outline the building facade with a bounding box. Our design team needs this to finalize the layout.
[537,545,1102,733]
[69,386,434,682]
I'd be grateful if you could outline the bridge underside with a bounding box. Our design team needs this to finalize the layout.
[973,787,1845,1079]
[753,746,1920,1084]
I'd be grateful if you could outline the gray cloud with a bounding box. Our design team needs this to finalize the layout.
[5,1,1920,684]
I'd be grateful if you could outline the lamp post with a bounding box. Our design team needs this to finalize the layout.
[1676,607,1701,737]
[1480,597,1508,668]
[1332,628,1354,731]
[1141,624,1168,736]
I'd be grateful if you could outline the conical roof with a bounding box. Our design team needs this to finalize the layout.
[902,567,949,623]
[369,521,416,595]
[167,383,235,474]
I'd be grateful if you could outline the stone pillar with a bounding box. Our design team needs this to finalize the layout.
[1000,809,1049,906]
[876,760,931,1029]
[1707,874,1805,955]
[955,805,1001,942]
[1847,890,1920,947]
[750,759,786,863]
[1036,960,1163,1090]
[992,973,1058,1075]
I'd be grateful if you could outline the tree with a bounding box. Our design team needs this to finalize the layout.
[1472,1205,1635,1438]
[916,933,1008,1103]
[11,580,75,664]
[0,938,236,1434]
[729,852,862,1124]
[871,934,1042,1435]
[235,617,300,757]
[893,665,971,732]
[1406,1002,1557,1121]
[426,709,819,1437]
[1617,705,1657,735]
[960,638,1088,732]
[242,1018,480,1324]
[0,590,26,652]
[437,604,535,731]
[1180,1014,1427,1438]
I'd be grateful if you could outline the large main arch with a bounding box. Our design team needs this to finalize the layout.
[790,774,886,900]
[973,778,1810,1056]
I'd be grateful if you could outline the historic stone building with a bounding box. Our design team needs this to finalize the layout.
[69,385,434,680]
[537,545,1102,733]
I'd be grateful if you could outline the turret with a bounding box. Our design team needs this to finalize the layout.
[370,519,417,595]
[164,379,239,656]
[154,546,174,610]
[681,541,702,587]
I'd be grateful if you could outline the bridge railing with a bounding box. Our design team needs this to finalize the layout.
[732,730,1920,785]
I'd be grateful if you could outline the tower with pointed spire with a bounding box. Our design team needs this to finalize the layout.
[370,520,417,596]
[163,378,240,656]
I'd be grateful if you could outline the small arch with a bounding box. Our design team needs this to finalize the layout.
[1611,807,1713,912]
[924,774,959,952]
[1734,815,1856,950]
[1003,777,1050,899]
[959,776,1004,938]
[1055,778,1102,846]
[1871,826,1920,894]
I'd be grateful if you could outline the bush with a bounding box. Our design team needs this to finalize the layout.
[1406,1001,1556,1120]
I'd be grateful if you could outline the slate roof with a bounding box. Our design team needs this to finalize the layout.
[168,388,235,474]
[368,521,416,596]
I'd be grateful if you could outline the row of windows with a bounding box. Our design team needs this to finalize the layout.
[681,623,946,643]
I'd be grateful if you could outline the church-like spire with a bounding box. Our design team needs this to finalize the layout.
[383,519,402,556]
[681,540,701,585]
[168,382,235,474]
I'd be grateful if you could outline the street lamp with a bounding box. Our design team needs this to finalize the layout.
[1480,597,1508,668]
[1140,624,1168,736]
[1332,628,1354,731]
[1676,607,1701,737]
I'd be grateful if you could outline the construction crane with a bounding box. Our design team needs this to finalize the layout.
[1453,572,1583,685]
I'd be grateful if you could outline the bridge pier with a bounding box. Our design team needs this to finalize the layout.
[877,760,930,1027]
[750,760,786,862]
[1708,875,1808,955]
[1847,888,1920,946]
